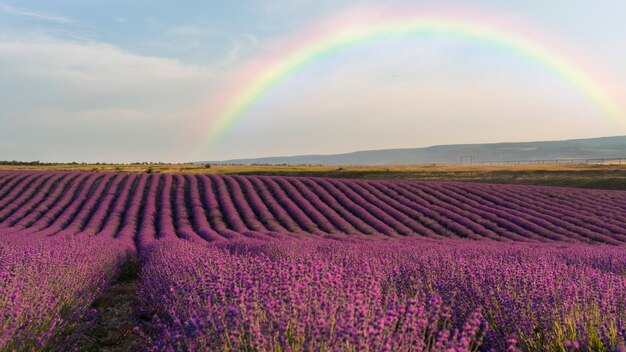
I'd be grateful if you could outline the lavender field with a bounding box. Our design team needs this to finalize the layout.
[0,170,625,351]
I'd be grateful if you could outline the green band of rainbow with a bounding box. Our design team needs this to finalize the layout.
[202,10,623,152]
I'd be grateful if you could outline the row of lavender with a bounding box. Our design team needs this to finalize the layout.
[137,238,626,351]
[0,170,625,244]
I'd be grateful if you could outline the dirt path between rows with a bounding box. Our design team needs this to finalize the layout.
[75,260,147,351]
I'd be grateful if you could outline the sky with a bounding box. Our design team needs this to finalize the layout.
[1,0,626,162]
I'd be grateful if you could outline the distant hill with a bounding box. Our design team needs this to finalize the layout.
[202,135,626,165]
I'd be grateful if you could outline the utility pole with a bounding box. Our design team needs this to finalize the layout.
[460,155,475,165]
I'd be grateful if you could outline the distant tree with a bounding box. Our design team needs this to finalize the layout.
[204,163,212,169]
[146,167,153,174]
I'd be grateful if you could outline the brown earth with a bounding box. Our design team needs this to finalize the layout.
[73,260,146,352]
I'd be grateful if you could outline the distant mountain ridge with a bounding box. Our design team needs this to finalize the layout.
[202,135,626,165]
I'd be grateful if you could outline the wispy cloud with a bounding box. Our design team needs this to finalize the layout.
[0,3,75,24]
[156,25,261,67]
[109,13,129,24]
[167,25,214,37]
[221,33,261,65]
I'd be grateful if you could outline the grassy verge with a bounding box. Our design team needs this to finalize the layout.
[2,163,625,190]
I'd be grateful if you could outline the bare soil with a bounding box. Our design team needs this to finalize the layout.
[74,260,147,352]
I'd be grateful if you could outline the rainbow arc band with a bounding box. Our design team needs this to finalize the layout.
[205,15,624,150]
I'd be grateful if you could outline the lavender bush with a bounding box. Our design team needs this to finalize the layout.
[0,170,625,351]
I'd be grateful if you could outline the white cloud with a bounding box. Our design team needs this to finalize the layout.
[222,33,261,64]
[0,3,74,23]
[0,37,211,82]
[0,35,216,162]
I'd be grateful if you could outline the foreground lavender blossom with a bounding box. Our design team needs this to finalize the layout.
[138,238,490,351]
[138,239,625,351]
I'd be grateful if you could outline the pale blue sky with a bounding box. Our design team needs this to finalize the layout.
[1,0,626,162]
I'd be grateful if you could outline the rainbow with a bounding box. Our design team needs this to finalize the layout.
[201,7,623,151]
